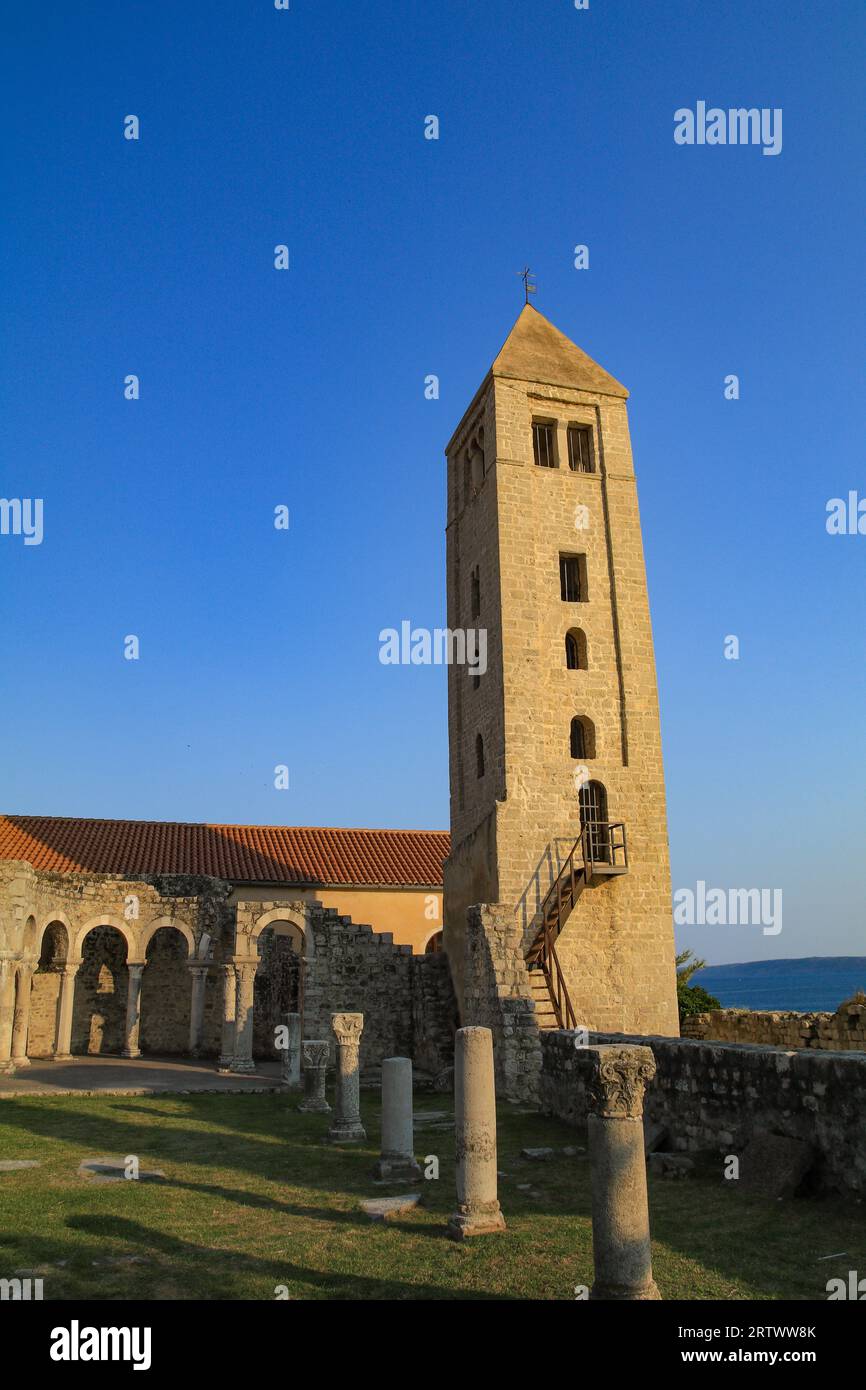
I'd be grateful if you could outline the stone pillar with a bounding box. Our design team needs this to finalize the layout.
[583,1044,660,1301]
[447,1026,505,1239]
[0,958,17,1074]
[54,963,79,1061]
[328,1012,366,1142]
[10,964,33,1067]
[187,964,209,1057]
[122,962,146,1060]
[297,1040,330,1113]
[230,959,258,1074]
[279,1011,302,1089]
[374,1056,421,1181]
[217,964,236,1070]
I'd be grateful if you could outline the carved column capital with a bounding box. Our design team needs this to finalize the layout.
[302,1039,329,1069]
[583,1045,656,1120]
[331,1011,364,1046]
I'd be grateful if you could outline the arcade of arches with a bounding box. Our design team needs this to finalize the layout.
[0,861,457,1079]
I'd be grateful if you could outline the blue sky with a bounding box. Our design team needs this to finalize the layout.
[1,1,863,964]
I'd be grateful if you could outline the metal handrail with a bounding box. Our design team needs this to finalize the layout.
[528,820,628,1032]
[538,828,585,928]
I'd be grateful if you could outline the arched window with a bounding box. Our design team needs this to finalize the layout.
[565,629,587,670]
[579,780,609,863]
[425,931,443,954]
[570,715,595,760]
[570,718,585,759]
[476,733,485,778]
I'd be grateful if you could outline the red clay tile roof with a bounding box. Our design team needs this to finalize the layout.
[0,816,449,888]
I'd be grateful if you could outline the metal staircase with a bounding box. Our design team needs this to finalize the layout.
[524,821,628,1030]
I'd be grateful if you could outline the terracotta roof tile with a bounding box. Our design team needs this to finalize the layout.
[0,816,449,889]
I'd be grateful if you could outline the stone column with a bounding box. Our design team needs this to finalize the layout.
[297,1040,330,1113]
[447,1026,506,1239]
[217,964,236,1071]
[121,962,146,1060]
[374,1056,421,1181]
[583,1044,660,1301]
[328,1012,366,1142]
[10,964,34,1067]
[54,963,80,1061]
[0,958,17,1074]
[279,1011,302,1089]
[187,964,209,1057]
[229,959,258,1073]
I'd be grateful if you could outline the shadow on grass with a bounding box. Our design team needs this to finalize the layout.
[0,1217,505,1301]
[3,1092,859,1300]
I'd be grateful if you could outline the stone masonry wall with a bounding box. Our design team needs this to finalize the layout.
[442,338,679,1036]
[682,998,866,1051]
[460,902,542,1103]
[302,906,455,1077]
[539,1030,866,1197]
[410,952,459,1078]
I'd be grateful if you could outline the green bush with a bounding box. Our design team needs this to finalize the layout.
[675,948,721,1021]
[677,978,722,1019]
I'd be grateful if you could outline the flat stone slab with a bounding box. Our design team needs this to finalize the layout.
[360,1194,422,1222]
[0,1160,41,1171]
[648,1152,695,1179]
[738,1133,815,1199]
[79,1157,166,1184]
[521,1147,554,1161]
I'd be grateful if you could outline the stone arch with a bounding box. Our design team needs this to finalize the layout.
[71,923,130,1055]
[38,919,70,967]
[38,910,73,951]
[72,915,137,966]
[250,910,308,1060]
[28,919,72,1058]
[140,924,192,1056]
[139,915,196,960]
[248,906,311,954]
[22,914,38,959]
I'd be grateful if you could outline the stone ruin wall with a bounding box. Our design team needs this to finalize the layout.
[458,902,542,1103]
[301,906,457,1079]
[2,864,459,1075]
[538,1029,866,1197]
[682,999,866,1051]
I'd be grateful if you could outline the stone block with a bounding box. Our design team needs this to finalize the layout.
[738,1133,815,1199]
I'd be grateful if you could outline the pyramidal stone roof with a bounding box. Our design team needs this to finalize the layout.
[490,304,628,398]
[0,815,450,888]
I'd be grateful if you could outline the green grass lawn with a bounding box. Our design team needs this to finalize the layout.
[0,1091,861,1300]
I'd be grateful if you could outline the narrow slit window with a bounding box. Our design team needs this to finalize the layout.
[470,565,481,619]
[476,733,485,778]
[559,554,587,602]
[570,718,586,760]
[565,630,586,670]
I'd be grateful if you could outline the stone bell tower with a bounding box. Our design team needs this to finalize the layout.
[442,303,678,1037]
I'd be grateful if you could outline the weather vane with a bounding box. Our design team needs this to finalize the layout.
[517,266,537,304]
